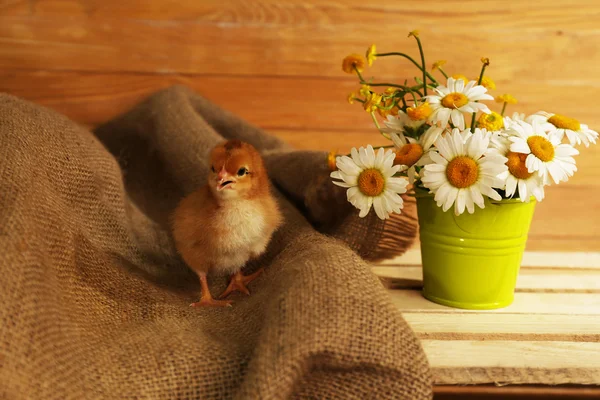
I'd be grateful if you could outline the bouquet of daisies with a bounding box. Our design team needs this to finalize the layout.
[331,31,598,218]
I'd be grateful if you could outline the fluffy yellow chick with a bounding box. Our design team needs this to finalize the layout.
[172,140,283,307]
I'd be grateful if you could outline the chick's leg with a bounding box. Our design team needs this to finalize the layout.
[190,273,233,307]
[219,268,264,299]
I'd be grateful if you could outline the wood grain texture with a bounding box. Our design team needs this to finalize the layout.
[378,249,600,268]
[374,265,600,292]
[0,0,29,15]
[423,340,600,369]
[1,13,599,82]
[434,385,600,400]
[388,290,600,315]
[28,0,600,28]
[404,313,600,338]
[4,70,600,133]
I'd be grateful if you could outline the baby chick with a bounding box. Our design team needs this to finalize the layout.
[172,139,283,307]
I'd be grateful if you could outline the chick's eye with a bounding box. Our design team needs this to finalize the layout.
[211,166,216,173]
[237,167,248,177]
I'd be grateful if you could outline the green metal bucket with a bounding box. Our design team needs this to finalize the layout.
[415,192,536,310]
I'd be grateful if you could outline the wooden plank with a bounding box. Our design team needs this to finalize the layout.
[404,313,600,338]
[28,0,600,28]
[378,250,600,269]
[524,237,600,253]
[422,340,600,369]
[268,129,391,154]
[1,14,600,82]
[373,266,600,292]
[387,290,600,315]
[434,385,600,400]
[0,0,29,15]
[1,70,600,141]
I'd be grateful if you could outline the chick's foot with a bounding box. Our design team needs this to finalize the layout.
[219,268,264,298]
[190,297,233,308]
[190,273,233,308]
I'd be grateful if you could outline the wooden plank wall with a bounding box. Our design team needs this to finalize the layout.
[1,0,599,251]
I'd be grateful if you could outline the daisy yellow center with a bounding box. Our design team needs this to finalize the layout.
[477,111,504,131]
[506,151,532,180]
[446,156,479,188]
[357,168,385,197]
[548,114,581,131]
[441,93,469,109]
[394,144,424,167]
[527,136,555,162]
[407,103,432,121]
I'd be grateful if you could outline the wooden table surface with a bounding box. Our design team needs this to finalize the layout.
[374,247,600,398]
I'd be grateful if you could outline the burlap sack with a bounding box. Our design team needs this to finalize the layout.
[0,86,431,399]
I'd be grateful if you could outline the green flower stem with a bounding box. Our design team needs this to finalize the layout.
[375,52,438,84]
[408,90,418,104]
[411,36,428,96]
[363,82,411,89]
[377,102,396,111]
[370,112,381,130]
[437,67,449,79]
[501,102,507,116]
[470,60,489,132]
[354,66,365,82]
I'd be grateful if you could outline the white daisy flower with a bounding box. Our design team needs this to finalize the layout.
[459,126,494,142]
[330,145,409,220]
[535,111,598,147]
[420,125,446,150]
[508,120,579,185]
[421,129,508,215]
[424,77,493,130]
[390,132,434,184]
[381,110,427,135]
[491,134,545,202]
[502,112,529,131]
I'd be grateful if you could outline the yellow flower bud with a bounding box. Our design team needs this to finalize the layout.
[431,60,447,71]
[359,84,371,97]
[366,44,377,66]
[347,93,356,105]
[495,94,518,104]
[408,30,420,38]
[477,111,504,131]
[476,76,496,90]
[407,102,432,121]
[363,92,383,113]
[342,54,365,74]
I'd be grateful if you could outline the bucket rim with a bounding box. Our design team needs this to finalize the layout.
[410,186,536,205]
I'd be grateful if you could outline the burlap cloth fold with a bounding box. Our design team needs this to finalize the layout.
[0,86,431,399]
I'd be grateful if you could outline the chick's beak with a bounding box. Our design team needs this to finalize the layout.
[216,167,236,191]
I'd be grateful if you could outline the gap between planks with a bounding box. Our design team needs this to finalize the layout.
[373,266,600,292]
[387,290,600,316]
[404,313,600,342]
[376,249,600,269]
